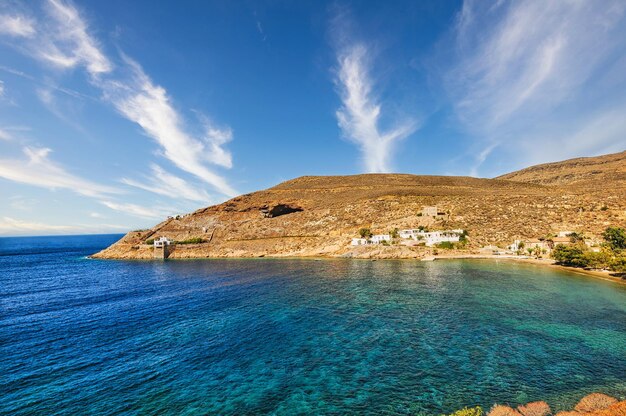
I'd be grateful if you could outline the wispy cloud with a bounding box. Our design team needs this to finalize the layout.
[101,57,237,196]
[99,200,165,219]
[331,9,418,173]
[121,164,212,203]
[0,217,79,235]
[0,216,131,236]
[0,146,121,198]
[39,0,112,76]
[444,0,626,173]
[0,0,237,199]
[0,14,36,37]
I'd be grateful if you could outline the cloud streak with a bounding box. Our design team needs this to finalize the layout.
[0,146,121,198]
[0,0,237,199]
[121,164,213,203]
[0,14,36,37]
[102,57,237,196]
[334,41,417,172]
[445,0,626,173]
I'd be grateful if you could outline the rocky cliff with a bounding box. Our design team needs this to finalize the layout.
[93,151,626,259]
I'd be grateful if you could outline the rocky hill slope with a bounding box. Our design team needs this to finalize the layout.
[93,151,626,259]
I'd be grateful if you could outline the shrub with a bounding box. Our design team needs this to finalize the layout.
[359,228,373,238]
[390,228,399,239]
[436,241,455,249]
[602,226,626,251]
[552,244,589,267]
[445,406,483,416]
[145,238,154,245]
[177,237,205,244]
[610,256,626,273]
[381,240,390,246]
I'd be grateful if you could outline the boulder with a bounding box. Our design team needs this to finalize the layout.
[574,393,618,413]
[518,401,551,416]
[488,405,522,416]
[593,401,626,416]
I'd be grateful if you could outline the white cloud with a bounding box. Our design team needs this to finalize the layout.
[99,200,165,219]
[0,216,132,236]
[445,0,626,173]
[0,128,11,141]
[0,80,4,97]
[335,44,417,173]
[39,0,112,76]
[0,146,121,197]
[121,164,212,203]
[0,1,237,198]
[0,14,36,37]
[102,57,237,196]
[0,217,79,235]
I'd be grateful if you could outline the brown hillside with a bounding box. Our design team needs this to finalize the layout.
[497,150,626,186]
[93,153,626,259]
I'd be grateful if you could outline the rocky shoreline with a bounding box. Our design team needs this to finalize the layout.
[455,392,626,416]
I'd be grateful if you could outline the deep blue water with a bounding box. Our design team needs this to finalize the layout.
[1,235,625,415]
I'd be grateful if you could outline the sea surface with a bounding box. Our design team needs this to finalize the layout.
[1,234,625,415]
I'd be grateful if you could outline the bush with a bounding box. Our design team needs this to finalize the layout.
[552,244,589,267]
[610,256,626,273]
[177,237,205,244]
[145,238,154,245]
[602,226,626,251]
[436,241,455,249]
[359,228,373,238]
[445,407,483,416]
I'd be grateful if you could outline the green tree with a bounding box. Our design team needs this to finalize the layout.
[609,256,626,273]
[602,226,626,251]
[552,244,589,267]
[390,228,399,239]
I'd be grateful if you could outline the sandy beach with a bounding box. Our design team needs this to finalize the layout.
[430,253,626,285]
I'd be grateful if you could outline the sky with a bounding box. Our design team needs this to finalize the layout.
[0,0,625,236]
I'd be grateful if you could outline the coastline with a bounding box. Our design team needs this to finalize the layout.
[430,254,626,285]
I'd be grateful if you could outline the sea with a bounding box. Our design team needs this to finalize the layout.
[1,234,625,415]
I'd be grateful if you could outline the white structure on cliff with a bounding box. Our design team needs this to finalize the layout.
[154,236,172,248]
[351,238,369,246]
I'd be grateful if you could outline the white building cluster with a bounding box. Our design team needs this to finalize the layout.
[351,229,464,247]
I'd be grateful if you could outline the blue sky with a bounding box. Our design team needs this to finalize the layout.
[1,0,625,236]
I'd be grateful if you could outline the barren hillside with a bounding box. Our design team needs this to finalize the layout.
[93,151,626,259]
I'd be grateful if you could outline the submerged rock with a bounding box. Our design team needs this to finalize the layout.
[574,393,618,413]
[517,401,551,416]
[488,405,522,416]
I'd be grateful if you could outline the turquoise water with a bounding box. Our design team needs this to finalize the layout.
[1,235,625,415]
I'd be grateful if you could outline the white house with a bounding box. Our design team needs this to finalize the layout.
[154,236,172,248]
[420,231,460,247]
[557,231,575,238]
[351,238,369,246]
[370,234,391,244]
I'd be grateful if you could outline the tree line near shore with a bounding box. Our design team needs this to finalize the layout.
[552,226,626,274]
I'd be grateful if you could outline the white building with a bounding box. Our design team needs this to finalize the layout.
[351,238,369,246]
[420,231,460,247]
[154,236,172,248]
[557,231,575,237]
[397,229,462,246]
[370,234,391,244]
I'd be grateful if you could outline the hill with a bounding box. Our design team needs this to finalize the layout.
[497,150,626,186]
[93,151,626,259]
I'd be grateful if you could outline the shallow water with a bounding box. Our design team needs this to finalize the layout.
[1,235,625,415]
